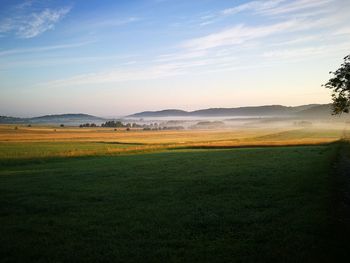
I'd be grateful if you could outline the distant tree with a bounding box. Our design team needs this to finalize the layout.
[60,124,64,127]
[79,123,97,128]
[101,121,124,128]
[324,55,350,114]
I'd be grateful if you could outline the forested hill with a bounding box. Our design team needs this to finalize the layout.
[0,114,105,124]
[129,104,330,118]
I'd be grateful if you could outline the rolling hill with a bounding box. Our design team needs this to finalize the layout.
[128,104,325,118]
[0,114,106,125]
[1,104,343,125]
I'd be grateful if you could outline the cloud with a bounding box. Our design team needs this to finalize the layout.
[156,50,208,62]
[183,7,346,52]
[38,8,348,88]
[92,17,140,28]
[38,51,240,88]
[334,27,350,35]
[222,0,286,15]
[221,0,333,16]
[0,3,71,38]
[270,35,320,46]
[17,7,71,38]
[260,0,333,16]
[198,0,336,29]
[1,54,136,70]
[0,41,92,57]
[263,47,326,59]
[15,0,34,10]
[182,19,305,50]
[40,64,184,88]
[25,0,349,89]
[262,42,350,60]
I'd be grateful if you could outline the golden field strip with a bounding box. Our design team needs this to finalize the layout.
[0,123,347,159]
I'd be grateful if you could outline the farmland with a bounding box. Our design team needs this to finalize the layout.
[0,124,349,262]
[0,124,345,159]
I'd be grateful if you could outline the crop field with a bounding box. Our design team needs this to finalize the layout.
[0,124,345,159]
[0,124,349,262]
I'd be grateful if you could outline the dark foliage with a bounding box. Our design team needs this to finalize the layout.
[324,55,350,114]
[101,121,125,128]
[79,123,97,128]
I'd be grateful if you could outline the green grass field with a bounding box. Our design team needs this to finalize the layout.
[0,145,344,262]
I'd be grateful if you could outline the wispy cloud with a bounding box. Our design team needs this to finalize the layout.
[1,54,137,70]
[26,0,349,90]
[0,3,71,38]
[334,26,350,35]
[270,35,323,47]
[260,0,333,16]
[40,64,184,88]
[182,19,308,51]
[0,41,92,57]
[221,0,332,16]
[262,42,350,60]
[37,51,240,87]
[221,0,286,15]
[197,0,334,27]
[18,7,71,38]
[92,17,140,28]
[38,12,347,87]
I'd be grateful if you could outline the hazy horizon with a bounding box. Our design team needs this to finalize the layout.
[1,102,329,118]
[1,0,349,117]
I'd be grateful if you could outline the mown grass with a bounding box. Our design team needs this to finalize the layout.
[0,145,341,262]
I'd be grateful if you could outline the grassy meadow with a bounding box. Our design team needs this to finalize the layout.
[0,124,349,262]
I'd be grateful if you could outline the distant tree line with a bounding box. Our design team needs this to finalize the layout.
[79,123,97,128]
[78,120,185,131]
[101,121,154,128]
[143,126,184,131]
[101,121,125,128]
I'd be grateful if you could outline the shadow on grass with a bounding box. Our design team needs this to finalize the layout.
[0,140,348,262]
[171,141,339,150]
[331,140,350,260]
[0,141,342,169]
[95,141,146,146]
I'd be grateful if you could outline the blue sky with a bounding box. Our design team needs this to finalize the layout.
[0,0,349,117]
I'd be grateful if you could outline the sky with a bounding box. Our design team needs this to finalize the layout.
[0,0,349,117]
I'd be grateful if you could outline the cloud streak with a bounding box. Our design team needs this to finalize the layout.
[262,42,350,60]
[182,19,311,51]
[24,0,350,90]
[221,0,333,16]
[221,0,286,15]
[40,64,184,88]
[197,0,334,28]
[0,4,71,38]
[17,7,71,38]
[0,41,92,57]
